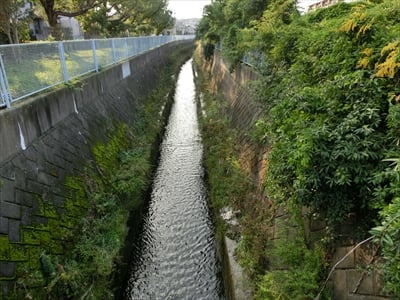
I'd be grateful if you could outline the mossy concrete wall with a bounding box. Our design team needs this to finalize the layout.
[0,40,194,296]
[208,50,390,299]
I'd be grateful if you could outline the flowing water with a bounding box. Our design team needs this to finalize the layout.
[124,60,224,299]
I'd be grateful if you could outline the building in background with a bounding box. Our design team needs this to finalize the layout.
[30,15,83,41]
[307,0,355,11]
[167,19,199,36]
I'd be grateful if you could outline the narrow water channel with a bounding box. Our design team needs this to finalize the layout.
[124,60,224,299]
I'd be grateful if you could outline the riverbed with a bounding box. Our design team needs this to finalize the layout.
[124,59,224,299]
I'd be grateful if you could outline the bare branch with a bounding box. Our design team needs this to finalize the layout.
[314,236,374,300]
[54,0,99,18]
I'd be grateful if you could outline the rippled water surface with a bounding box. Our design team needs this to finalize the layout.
[125,60,223,299]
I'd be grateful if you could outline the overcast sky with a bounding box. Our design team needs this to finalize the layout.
[168,0,211,20]
[167,0,325,20]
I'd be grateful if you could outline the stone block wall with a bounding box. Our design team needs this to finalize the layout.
[0,40,194,296]
[332,243,391,299]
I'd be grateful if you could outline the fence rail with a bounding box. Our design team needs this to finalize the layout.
[0,35,194,109]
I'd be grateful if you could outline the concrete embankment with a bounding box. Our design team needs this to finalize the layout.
[199,51,262,300]
[0,40,194,296]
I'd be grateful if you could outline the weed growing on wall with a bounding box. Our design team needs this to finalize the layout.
[193,48,255,220]
[6,121,153,299]
[39,86,177,299]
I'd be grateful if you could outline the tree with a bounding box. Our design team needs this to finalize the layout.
[196,0,226,43]
[79,0,174,37]
[0,0,32,44]
[129,0,173,35]
[196,0,272,63]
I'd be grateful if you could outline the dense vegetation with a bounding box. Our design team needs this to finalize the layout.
[194,44,330,299]
[196,0,400,297]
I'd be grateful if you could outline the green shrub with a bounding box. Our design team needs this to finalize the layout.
[256,234,328,300]
[371,195,400,296]
[370,103,400,296]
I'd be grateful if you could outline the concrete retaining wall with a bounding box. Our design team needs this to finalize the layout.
[209,53,262,133]
[0,40,194,296]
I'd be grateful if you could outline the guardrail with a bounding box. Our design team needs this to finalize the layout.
[0,35,194,109]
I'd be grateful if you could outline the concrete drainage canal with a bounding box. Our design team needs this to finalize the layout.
[123,59,225,299]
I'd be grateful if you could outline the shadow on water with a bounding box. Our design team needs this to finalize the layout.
[113,70,176,300]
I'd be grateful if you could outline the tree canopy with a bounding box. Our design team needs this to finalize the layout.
[25,0,174,39]
[33,0,99,27]
[78,0,174,37]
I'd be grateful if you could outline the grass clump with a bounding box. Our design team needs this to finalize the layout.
[256,237,327,300]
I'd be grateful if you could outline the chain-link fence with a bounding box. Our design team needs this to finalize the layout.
[215,41,265,69]
[0,35,194,108]
[242,51,265,69]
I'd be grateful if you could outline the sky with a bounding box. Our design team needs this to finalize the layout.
[168,0,211,20]
[167,0,328,20]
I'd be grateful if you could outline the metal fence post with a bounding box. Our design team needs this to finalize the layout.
[138,37,142,54]
[91,40,99,72]
[111,39,117,63]
[124,38,129,59]
[58,41,69,82]
[0,54,12,108]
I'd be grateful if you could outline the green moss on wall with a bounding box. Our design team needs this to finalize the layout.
[92,124,131,178]
[0,236,10,261]
[4,122,145,299]
[9,244,29,262]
